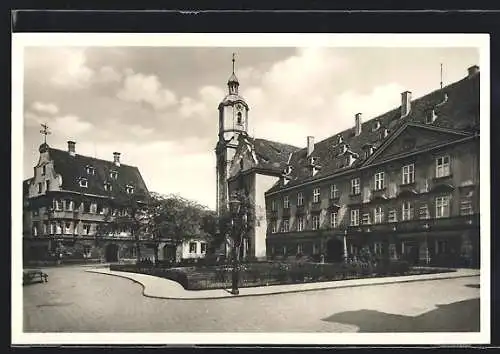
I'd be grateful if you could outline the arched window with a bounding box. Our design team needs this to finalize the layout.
[237,112,242,125]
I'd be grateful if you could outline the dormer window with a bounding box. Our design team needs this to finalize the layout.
[110,171,118,180]
[79,178,88,188]
[283,166,292,175]
[86,165,95,175]
[338,135,343,144]
[104,182,112,192]
[237,112,242,125]
[380,128,389,140]
[126,185,134,194]
[426,109,438,124]
[373,120,381,131]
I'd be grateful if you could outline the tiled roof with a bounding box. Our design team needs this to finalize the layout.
[249,137,301,174]
[45,147,149,199]
[266,72,479,193]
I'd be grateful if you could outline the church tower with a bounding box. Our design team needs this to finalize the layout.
[215,53,249,216]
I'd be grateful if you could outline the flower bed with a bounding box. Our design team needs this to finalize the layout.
[110,260,455,291]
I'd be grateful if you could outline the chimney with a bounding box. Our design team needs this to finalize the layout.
[307,136,314,157]
[401,91,412,117]
[67,141,76,156]
[354,113,362,136]
[113,152,121,167]
[468,65,479,78]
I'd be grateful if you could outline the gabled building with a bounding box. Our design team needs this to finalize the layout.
[221,62,480,267]
[23,141,154,263]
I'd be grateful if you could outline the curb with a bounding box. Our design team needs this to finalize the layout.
[86,269,479,301]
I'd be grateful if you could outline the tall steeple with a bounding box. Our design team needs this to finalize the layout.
[228,53,239,95]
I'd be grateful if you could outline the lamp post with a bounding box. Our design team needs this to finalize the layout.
[228,193,242,295]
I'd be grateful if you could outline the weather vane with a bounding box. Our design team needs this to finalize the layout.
[40,123,51,144]
[232,52,236,73]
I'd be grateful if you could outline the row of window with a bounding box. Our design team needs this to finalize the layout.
[272,157,451,210]
[271,196,473,233]
[271,240,449,257]
[85,165,118,180]
[48,199,131,216]
[188,242,207,254]
[32,221,138,236]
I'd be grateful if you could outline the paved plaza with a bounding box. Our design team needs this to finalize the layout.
[23,266,480,333]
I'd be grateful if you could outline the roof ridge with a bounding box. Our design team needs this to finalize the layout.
[49,147,139,169]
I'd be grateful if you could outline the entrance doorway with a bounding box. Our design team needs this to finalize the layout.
[163,244,177,262]
[326,238,344,263]
[104,244,119,262]
[403,241,419,265]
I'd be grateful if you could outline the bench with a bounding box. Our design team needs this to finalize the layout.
[23,269,48,285]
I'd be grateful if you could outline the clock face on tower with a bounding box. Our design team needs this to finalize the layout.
[235,103,244,112]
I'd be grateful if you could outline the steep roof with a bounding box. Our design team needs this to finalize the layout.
[266,71,480,193]
[246,136,301,174]
[46,147,149,199]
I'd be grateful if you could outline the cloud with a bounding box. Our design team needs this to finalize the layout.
[116,69,178,110]
[95,66,123,84]
[31,101,59,115]
[24,110,93,138]
[48,48,95,89]
[179,85,224,118]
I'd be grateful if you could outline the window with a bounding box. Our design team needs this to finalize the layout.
[330,184,339,199]
[388,209,397,223]
[374,172,385,190]
[271,200,277,211]
[237,112,242,125]
[297,243,303,255]
[373,120,381,131]
[436,196,450,218]
[38,183,42,193]
[351,178,360,195]
[49,223,55,234]
[86,166,95,175]
[312,243,319,255]
[297,216,305,231]
[65,222,72,234]
[350,209,360,226]
[402,201,413,221]
[83,202,91,213]
[460,198,473,215]
[419,204,430,219]
[271,220,277,233]
[83,246,92,258]
[374,206,384,224]
[45,180,50,192]
[282,219,290,232]
[330,212,338,228]
[436,155,450,178]
[126,185,134,194]
[389,244,397,259]
[283,195,289,209]
[41,165,46,176]
[313,188,321,203]
[109,171,118,180]
[43,222,48,235]
[65,199,73,211]
[53,199,62,211]
[297,192,304,206]
[374,242,383,256]
[189,242,197,253]
[56,223,62,234]
[90,203,97,214]
[104,182,112,192]
[79,178,88,188]
[282,245,287,256]
[32,224,38,237]
[201,243,207,254]
[426,109,438,124]
[338,135,343,144]
[312,215,320,230]
[362,213,371,225]
[436,240,448,255]
[402,164,415,184]
[83,224,90,235]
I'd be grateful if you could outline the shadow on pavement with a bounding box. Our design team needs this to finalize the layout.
[465,284,480,289]
[322,298,479,332]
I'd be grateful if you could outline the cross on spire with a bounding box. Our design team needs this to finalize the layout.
[232,52,236,74]
[40,123,51,144]
[440,63,443,90]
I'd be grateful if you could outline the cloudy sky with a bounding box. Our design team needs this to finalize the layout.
[22,46,478,209]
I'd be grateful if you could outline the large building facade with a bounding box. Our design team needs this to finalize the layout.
[219,62,480,267]
[23,141,157,263]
